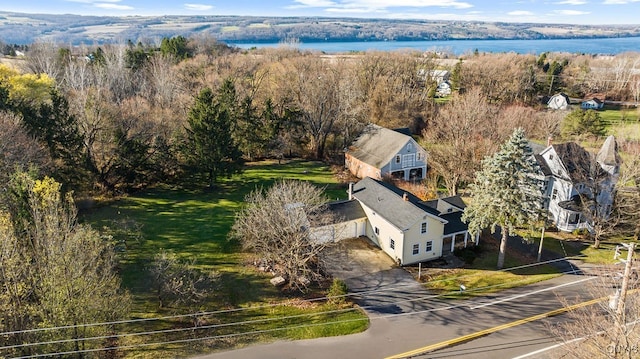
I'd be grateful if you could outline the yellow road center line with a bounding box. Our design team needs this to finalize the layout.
[385,296,605,359]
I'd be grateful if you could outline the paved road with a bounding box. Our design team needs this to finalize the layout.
[195,269,599,359]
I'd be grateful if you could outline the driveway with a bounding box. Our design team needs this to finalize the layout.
[196,238,600,359]
[320,237,443,316]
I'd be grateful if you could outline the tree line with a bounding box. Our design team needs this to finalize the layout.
[1,36,639,196]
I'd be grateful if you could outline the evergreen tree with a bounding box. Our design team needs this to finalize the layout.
[561,109,606,138]
[184,87,243,188]
[19,90,85,188]
[462,128,542,269]
[160,36,190,60]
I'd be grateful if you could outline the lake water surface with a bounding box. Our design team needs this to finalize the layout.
[232,36,640,55]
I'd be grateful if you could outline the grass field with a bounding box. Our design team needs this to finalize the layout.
[83,159,366,358]
[422,236,562,299]
[599,107,640,140]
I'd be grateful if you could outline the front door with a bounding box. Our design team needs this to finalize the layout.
[442,236,452,254]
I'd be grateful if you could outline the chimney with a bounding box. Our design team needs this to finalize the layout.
[547,135,553,147]
[348,182,354,201]
[403,193,409,201]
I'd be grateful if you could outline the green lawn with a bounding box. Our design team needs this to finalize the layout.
[423,243,561,299]
[83,159,366,358]
[598,108,640,140]
[423,231,588,299]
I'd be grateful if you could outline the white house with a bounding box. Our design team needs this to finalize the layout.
[319,177,474,266]
[345,124,428,181]
[547,93,571,110]
[581,98,604,110]
[532,136,620,232]
[436,81,452,97]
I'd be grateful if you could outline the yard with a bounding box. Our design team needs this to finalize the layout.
[83,159,367,358]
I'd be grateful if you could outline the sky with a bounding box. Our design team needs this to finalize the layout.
[4,0,640,25]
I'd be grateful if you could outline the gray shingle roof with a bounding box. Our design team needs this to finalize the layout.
[441,211,468,235]
[597,135,620,167]
[346,124,414,170]
[351,177,444,231]
[442,196,466,210]
[553,142,593,182]
[326,199,367,222]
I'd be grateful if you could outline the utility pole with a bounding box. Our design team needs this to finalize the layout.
[615,242,635,324]
[537,225,545,262]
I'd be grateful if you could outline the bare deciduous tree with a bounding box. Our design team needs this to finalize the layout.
[422,88,502,195]
[230,180,335,291]
[149,250,217,309]
[549,267,640,359]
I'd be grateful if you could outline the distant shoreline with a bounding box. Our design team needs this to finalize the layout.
[230,36,640,55]
[226,34,640,45]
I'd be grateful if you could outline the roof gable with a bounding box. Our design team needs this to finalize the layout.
[597,135,620,167]
[553,142,593,183]
[346,124,417,170]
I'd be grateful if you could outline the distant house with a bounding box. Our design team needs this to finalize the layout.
[317,178,473,266]
[532,136,620,232]
[418,69,450,84]
[418,69,452,97]
[436,81,452,97]
[547,93,571,110]
[581,98,604,110]
[345,124,427,181]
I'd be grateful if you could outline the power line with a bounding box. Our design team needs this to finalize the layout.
[6,266,593,359]
[2,262,592,356]
[0,255,582,337]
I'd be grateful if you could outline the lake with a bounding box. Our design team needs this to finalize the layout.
[232,36,640,55]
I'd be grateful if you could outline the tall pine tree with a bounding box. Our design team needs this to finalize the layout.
[463,128,542,269]
[184,86,243,188]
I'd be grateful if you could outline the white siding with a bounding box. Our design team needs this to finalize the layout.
[310,218,367,244]
[359,202,405,263]
[401,217,445,265]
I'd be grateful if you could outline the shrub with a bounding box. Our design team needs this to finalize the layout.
[327,278,348,305]
[454,246,482,265]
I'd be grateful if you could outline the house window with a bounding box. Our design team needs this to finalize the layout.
[417,152,423,161]
[421,222,427,234]
[425,240,433,252]
[568,213,580,224]
[552,189,558,200]
[407,143,413,151]
[390,238,395,250]
[374,227,380,235]
[395,155,401,164]
[549,155,554,160]
[412,244,419,255]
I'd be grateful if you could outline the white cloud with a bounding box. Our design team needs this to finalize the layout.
[603,0,640,3]
[551,9,590,14]
[508,10,535,16]
[184,3,214,11]
[292,0,337,6]
[556,0,587,4]
[94,2,134,10]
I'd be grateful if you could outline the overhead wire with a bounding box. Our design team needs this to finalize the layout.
[0,254,583,337]
[2,258,596,357]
